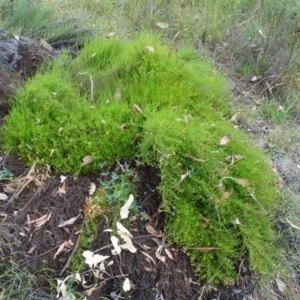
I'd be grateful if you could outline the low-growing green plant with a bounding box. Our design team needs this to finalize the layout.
[3,35,283,283]
[101,164,138,209]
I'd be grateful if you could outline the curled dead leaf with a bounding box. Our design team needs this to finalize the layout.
[114,87,122,100]
[236,179,250,187]
[141,251,157,265]
[80,155,94,167]
[0,193,8,201]
[200,215,210,227]
[187,247,220,252]
[155,250,166,263]
[220,135,231,146]
[134,104,143,114]
[164,248,174,260]
[27,245,36,254]
[221,189,233,201]
[145,224,164,238]
[156,22,169,29]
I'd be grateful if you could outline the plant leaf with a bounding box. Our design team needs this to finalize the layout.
[111,236,122,255]
[220,135,231,146]
[120,194,134,219]
[0,193,8,201]
[236,179,250,186]
[146,224,164,238]
[141,251,157,265]
[80,155,93,167]
[123,278,131,292]
[156,22,169,29]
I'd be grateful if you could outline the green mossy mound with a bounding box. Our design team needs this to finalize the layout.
[3,35,282,283]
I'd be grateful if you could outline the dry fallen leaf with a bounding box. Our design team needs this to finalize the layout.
[117,221,133,238]
[285,218,300,230]
[0,193,8,201]
[0,287,5,300]
[141,251,157,265]
[188,247,220,252]
[111,236,122,255]
[56,277,76,300]
[34,213,51,228]
[3,184,16,194]
[155,250,166,263]
[200,215,210,227]
[290,286,300,300]
[164,248,174,260]
[221,189,233,201]
[123,278,131,292]
[236,179,250,187]
[89,182,96,196]
[80,155,94,167]
[120,194,134,219]
[172,172,189,188]
[114,87,122,100]
[156,22,169,29]
[54,241,68,259]
[185,154,205,163]
[12,33,19,40]
[146,224,164,238]
[58,212,81,227]
[146,45,154,52]
[40,39,53,51]
[134,104,143,114]
[220,135,231,146]
[85,286,98,297]
[82,250,110,267]
[27,245,36,254]
[275,277,287,292]
[57,181,66,194]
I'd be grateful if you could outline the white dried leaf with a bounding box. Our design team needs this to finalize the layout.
[85,285,97,296]
[116,221,133,238]
[82,250,110,267]
[172,172,189,188]
[80,156,93,167]
[146,45,154,52]
[111,236,122,255]
[12,32,19,40]
[220,135,231,146]
[123,278,131,292]
[118,231,137,253]
[164,248,174,260]
[0,193,8,201]
[103,229,113,232]
[155,250,166,263]
[120,194,134,219]
[236,179,250,187]
[275,277,287,292]
[89,182,96,195]
[60,175,67,183]
[156,22,169,29]
[145,224,163,238]
[56,277,76,300]
[58,213,81,227]
[285,218,300,230]
[34,213,51,228]
[114,87,122,100]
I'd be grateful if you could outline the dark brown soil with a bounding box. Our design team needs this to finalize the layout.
[0,153,254,300]
[0,34,261,300]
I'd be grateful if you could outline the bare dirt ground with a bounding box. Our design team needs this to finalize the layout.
[0,34,298,300]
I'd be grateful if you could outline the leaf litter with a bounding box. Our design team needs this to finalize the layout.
[0,157,259,299]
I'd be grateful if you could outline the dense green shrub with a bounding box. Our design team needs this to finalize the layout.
[3,35,282,283]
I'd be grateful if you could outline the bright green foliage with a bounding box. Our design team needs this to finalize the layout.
[3,35,282,283]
